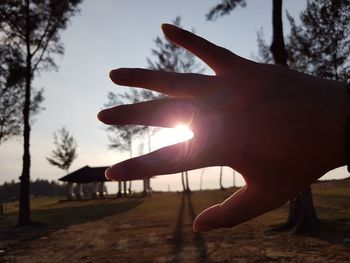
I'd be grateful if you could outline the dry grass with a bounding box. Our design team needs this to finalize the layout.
[1,181,350,262]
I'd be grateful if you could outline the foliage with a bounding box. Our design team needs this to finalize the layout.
[286,0,350,81]
[0,0,82,73]
[47,127,78,173]
[206,0,247,21]
[257,0,350,82]
[256,30,274,64]
[0,45,43,145]
[0,0,82,224]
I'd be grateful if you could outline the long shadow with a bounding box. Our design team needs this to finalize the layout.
[186,193,208,262]
[171,194,186,263]
[266,218,350,249]
[0,197,143,247]
[171,193,208,263]
[302,219,350,249]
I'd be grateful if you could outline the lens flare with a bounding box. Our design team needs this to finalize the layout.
[150,125,194,150]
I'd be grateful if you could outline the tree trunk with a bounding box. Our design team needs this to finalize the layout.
[117,181,122,198]
[181,172,186,192]
[200,169,204,190]
[270,0,288,66]
[18,0,31,225]
[219,166,224,190]
[145,130,152,196]
[128,180,132,194]
[286,186,319,232]
[232,169,236,187]
[185,171,190,193]
[142,179,147,196]
[123,181,127,197]
[270,0,318,232]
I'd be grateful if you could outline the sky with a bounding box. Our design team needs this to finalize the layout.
[1,0,348,193]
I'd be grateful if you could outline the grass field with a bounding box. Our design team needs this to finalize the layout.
[1,180,350,262]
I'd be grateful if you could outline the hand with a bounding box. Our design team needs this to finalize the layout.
[98,24,349,232]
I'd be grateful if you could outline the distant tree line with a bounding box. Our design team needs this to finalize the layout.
[0,179,66,203]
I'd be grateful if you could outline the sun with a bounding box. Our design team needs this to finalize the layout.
[150,125,194,150]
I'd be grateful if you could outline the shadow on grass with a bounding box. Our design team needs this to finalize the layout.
[171,193,208,263]
[303,219,350,249]
[267,218,350,249]
[0,197,143,246]
[34,197,143,227]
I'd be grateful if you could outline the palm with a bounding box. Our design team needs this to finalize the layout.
[98,24,348,231]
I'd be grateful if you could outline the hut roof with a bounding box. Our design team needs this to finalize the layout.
[59,166,109,183]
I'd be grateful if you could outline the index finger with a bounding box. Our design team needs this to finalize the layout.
[161,24,245,74]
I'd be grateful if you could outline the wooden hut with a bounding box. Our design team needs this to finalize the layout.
[59,166,108,200]
[59,165,153,199]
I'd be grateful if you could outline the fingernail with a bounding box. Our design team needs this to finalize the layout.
[109,68,131,84]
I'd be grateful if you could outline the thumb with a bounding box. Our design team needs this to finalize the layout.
[193,185,281,232]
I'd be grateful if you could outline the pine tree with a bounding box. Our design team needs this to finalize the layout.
[0,40,43,145]
[47,127,78,174]
[286,0,350,81]
[0,0,81,225]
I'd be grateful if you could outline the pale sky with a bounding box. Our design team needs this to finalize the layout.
[1,0,348,192]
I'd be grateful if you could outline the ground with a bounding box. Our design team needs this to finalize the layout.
[1,181,350,263]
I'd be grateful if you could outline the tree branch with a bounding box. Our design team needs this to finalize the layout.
[0,10,26,42]
[31,11,53,58]
[31,23,58,75]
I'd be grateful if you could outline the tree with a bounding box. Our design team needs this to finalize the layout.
[219,166,225,190]
[269,0,288,66]
[181,171,191,193]
[104,16,203,194]
[47,127,78,174]
[257,0,350,80]
[0,45,43,145]
[0,0,81,225]
[0,46,24,144]
[207,0,287,66]
[286,0,350,82]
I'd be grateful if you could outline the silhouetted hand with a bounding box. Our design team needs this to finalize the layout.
[98,24,349,232]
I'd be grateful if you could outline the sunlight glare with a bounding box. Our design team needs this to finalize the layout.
[150,125,194,150]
